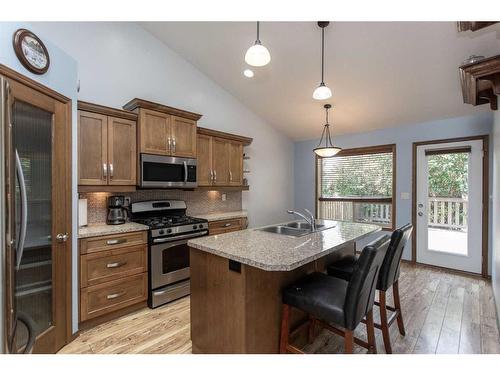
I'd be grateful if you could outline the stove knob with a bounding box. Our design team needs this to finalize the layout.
[193,225,197,230]
[167,228,172,234]
[159,230,165,235]
[199,224,204,229]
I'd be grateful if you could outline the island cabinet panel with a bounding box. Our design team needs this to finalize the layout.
[77,101,138,190]
[78,111,108,185]
[196,134,213,185]
[171,116,197,158]
[189,244,355,353]
[107,116,137,185]
[139,108,170,155]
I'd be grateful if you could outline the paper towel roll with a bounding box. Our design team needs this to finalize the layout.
[78,198,88,227]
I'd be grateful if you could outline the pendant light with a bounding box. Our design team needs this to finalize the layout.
[313,104,341,157]
[245,21,271,67]
[312,21,332,100]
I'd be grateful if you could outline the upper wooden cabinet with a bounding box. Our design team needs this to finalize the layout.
[197,127,252,189]
[78,101,137,189]
[459,55,500,111]
[123,98,201,159]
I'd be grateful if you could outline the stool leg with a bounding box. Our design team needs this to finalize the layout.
[379,290,393,354]
[308,316,317,344]
[279,304,291,354]
[366,309,377,354]
[344,330,354,354]
[393,280,406,336]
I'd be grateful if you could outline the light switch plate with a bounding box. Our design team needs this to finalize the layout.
[400,192,410,200]
[221,193,227,201]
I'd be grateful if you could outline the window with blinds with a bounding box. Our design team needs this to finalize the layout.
[316,144,396,229]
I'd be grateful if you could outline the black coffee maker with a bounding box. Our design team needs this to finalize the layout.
[107,195,128,225]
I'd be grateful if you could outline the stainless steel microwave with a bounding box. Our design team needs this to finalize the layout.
[140,154,197,188]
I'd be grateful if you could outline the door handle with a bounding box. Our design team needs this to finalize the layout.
[229,170,233,182]
[103,163,108,178]
[167,137,171,153]
[213,170,217,183]
[172,138,176,153]
[56,233,69,242]
[15,150,27,269]
[109,163,114,178]
[209,170,213,183]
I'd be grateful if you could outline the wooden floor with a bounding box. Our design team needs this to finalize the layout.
[59,263,500,354]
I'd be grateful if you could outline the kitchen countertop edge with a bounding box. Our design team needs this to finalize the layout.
[78,222,149,239]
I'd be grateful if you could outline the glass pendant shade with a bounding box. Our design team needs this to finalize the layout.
[312,83,332,100]
[245,42,271,67]
[313,104,341,158]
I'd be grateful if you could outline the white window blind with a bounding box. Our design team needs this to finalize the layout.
[316,145,395,228]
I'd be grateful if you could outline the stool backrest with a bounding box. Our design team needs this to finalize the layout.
[344,235,391,330]
[377,224,413,291]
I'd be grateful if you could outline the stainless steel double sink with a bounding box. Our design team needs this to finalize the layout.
[257,221,335,237]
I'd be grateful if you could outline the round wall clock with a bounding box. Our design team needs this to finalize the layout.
[12,29,50,75]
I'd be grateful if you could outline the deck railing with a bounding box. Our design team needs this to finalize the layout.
[427,197,467,230]
[318,197,467,230]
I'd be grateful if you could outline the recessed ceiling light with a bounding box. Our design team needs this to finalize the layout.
[243,69,254,78]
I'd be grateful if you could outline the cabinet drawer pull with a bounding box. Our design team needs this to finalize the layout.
[106,261,127,269]
[106,238,127,245]
[223,223,232,227]
[106,291,125,300]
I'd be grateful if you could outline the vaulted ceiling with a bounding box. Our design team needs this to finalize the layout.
[140,22,500,141]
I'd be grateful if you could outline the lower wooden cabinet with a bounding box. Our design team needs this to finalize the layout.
[79,231,148,323]
[208,218,247,235]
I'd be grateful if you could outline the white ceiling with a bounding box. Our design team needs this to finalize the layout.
[140,22,500,141]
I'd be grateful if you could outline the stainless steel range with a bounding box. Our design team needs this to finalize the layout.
[130,200,208,308]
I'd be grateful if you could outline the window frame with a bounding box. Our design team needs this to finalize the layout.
[315,144,397,230]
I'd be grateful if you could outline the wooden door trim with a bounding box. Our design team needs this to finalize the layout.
[5,69,73,351]
[411,135,489,277]
[0,64,70,103]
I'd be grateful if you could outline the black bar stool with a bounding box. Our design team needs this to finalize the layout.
[279,235,390,354]
[327,224,413,354]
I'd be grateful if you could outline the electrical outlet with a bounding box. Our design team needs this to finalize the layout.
[124,196,131,207]
[221,193,227,201]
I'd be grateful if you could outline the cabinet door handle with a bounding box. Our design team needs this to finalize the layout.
[172,138,176,153]
[103,163,108,178]
[106,238,127,245]
[229,170,233,182]
[167,137,171,153]
[109,163,114,178]
[106,261,127,268]
[223,223,232,227]
[209,170,213,183]
[213,170,217,182]
[106,291,125,300]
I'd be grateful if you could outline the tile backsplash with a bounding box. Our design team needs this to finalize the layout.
[80,190,242,224]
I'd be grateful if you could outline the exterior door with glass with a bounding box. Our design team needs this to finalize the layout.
[415,139,483,274]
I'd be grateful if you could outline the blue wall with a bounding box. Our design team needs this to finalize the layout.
[294,112,494,267]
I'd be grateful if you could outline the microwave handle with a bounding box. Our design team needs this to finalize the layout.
[183,161,188,183]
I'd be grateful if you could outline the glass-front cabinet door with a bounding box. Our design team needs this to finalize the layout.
[3,74,71,354]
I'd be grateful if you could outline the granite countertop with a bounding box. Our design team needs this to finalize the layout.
[192,210,248,222]
[188,220,381,271]
[78,222,149,239]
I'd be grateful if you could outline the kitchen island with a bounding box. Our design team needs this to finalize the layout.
[187,220,381,354]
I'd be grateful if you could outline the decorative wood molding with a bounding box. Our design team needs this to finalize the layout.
[78,100,138,121]
[195,185,249,191]
[122,98,202,121]
[459,55,500,110]
[0,63,70,103]
[457,21,498,32]
[197,127,253,146]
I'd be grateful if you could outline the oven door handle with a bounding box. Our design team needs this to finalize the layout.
[152,230,208,244]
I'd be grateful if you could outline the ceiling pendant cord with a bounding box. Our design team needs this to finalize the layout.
[256,21,260,44]
[321,25,325,85]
